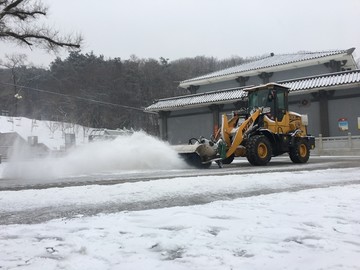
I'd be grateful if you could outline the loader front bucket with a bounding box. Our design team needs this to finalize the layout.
[172,143,217,169]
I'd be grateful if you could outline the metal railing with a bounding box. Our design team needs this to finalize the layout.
[314,133,360,156]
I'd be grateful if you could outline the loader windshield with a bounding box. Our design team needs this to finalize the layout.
[248,89,274,113]
[248,87,288,121]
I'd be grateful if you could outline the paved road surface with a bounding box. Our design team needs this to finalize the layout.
[0,156,360,191]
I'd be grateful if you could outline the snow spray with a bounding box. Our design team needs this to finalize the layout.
[1,131,187,180]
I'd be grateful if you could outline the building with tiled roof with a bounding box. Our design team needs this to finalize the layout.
[179,48,356,89]
[145,48,360,144]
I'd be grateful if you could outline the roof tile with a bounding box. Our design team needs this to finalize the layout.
[180,49,354,86]
[146,70,360,112]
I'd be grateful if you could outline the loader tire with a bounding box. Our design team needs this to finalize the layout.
[289,139,310,163]
[246,135,272,166]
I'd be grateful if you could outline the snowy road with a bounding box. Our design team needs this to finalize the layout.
[1,166,360,269]
[1,177,360,226]
[1,156,360,190]
[0,158,359,225]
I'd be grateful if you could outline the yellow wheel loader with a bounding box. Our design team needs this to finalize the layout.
[177,83,315,168]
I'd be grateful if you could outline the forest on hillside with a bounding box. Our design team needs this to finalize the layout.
[0,52,251,135]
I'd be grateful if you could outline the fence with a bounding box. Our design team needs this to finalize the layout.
[313,133,360,156]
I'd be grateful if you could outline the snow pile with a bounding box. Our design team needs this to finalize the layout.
[1,131,186,180]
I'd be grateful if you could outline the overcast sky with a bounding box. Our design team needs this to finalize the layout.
[1,0,360,67]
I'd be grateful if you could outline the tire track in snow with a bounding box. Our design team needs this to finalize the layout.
[1,179,360,225]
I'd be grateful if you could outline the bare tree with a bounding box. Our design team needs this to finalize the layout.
[0,0,82,51]
[45,120,59,138]
[0,53,27,116]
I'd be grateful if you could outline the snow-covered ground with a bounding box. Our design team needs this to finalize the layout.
[1,167,360,269]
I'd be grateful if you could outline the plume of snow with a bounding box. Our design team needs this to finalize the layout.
[2,131,186,180]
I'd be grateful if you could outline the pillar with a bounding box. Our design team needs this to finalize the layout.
[158,111,170,141]
[209,104,223,136]
[313,90,334,137]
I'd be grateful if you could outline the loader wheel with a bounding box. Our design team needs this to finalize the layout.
[246,135,272,166]
[222,154,235,165]
[289,139,310,163]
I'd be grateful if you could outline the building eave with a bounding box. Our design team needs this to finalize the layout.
[179,48,357,89]
[145,69,360,113]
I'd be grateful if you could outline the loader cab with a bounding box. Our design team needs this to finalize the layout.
[247,84,289,121]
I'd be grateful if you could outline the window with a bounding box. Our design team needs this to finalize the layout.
[248,90,273,112]
[275,88,287,121]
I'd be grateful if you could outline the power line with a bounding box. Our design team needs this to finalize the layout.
[0,82,148,112]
